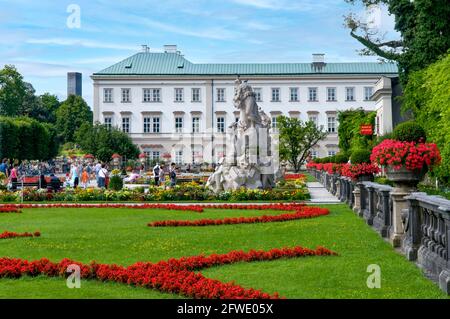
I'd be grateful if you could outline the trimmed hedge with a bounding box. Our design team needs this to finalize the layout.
[392,121,427,142]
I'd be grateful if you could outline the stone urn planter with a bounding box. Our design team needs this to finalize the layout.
[385,165,427,187]
[386,165,427,248]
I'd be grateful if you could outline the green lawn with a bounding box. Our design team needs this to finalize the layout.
[0,204,447,299]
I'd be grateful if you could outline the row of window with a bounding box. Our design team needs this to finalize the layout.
[103,86,374,103]
[104,114,338,134]
[144,148,338,165]
[105,116,201,134]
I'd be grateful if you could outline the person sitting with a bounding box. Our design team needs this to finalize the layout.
[49,174,61,192]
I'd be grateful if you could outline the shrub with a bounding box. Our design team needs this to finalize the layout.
[108,175,123,191]
[334,153,349,163]
[392,121,427,142]
[351,149,372,164]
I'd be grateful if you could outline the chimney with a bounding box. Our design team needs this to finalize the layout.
[141,44,150,53]
[311,53,326,72]
[164,44,178,54]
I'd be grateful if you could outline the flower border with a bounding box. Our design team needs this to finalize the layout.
[148,206,329,227]
[0,245,336,299]
[0,231,40,240]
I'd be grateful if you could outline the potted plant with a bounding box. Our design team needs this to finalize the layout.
[370,121,441,187]
[350,149,377,182]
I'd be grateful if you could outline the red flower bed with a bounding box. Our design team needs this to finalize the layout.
[149,206,329,227]
[0,246,336,299]
[0,203,204,213]
[341,163,380,180]
[0,207,21,214]
[371,139,441,171]
[284,174,306,180]
[0,231,40,240]
[0,203,309,214]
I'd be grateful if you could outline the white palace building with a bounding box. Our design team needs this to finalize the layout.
[91,45,399,165]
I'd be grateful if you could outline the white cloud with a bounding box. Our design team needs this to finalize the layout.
[26,38,137,51]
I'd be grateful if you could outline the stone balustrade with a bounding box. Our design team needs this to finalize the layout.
[308,169,450,295]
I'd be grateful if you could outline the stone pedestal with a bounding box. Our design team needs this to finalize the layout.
[335,179,341,199]
[353,185,361,214]
[390,186,412,247]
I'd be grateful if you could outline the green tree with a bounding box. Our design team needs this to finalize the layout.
[278,116,328,172]
[74,122,139,162]
[0,65,28,116]
[345,0,450,83]
[39,93,60,123]
[56,95,93,143]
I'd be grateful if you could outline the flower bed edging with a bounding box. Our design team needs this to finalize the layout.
[148,206,329,227]
[0,231,40,240]
[0,246,336,299]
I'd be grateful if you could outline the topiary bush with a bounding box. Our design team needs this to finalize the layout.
[108,175,123,191]
[334,153,349,163]
[392,121,427,142]
[351,149,372,164]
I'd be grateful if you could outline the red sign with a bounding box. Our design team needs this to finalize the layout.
[360,124,373,135]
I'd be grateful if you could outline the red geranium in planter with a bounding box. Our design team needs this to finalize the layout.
[371,139,441,172]
[341,162,380,181]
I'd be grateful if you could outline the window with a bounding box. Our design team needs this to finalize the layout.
[308,88,317,101]
[175,117,183,133]
[192,117,200,133]
[143,88,161,102]
[122,117,130,133]
[308,115,318,127]
[104,117,112,129]
[152,117,160,133]
[327,116,336,133]
[254,88,262,102]
[151,151,160,161]
[192,88,201,102]
[143,117,151,133]
[103,88,113,103]
[235,117,239,123]
[311,150,318,159]
[175,88,184,102]
[327,87,336,101]
[271,88,280,102]
[328,150,337,156]
[216,88,226,102]
[175,150,183,164]
[290,88,299,102]
[364,86,373,101]
[121,88,131,103]
[144,117,160,133]
[346,87,355,101]
[216,117,225,133]
[271,116,278,131]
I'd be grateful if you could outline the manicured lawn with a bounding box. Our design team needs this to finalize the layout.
[0,204,447,299]
[303,172,316,182]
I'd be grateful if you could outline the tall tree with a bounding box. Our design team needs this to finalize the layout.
[344,0,450,82]
[56,95,93,143]
[278,116,328,172]
[75,122,139,162]
[39,93,60,123]
[0,65,28,116]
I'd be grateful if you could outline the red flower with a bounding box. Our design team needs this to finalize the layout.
[0,246,337,299]
[0,231,41,240]
[148,206,329,227]
[371,139,441,172]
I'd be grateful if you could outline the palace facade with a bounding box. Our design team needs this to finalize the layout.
[91,45,398,164]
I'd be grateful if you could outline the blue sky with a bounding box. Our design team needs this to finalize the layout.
[0,0,397,105]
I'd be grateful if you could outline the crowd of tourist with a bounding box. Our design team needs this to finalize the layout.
[0,157,179,192]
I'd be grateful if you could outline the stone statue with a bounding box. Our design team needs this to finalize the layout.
[234,78,262,130]
[206,77,281,193]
